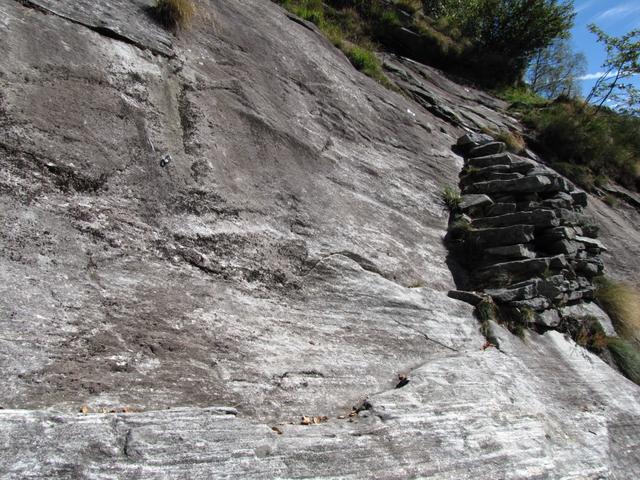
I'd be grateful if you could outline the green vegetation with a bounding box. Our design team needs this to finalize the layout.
[481,127,526,154]
[154,0,196,29]
[276,1,575,88]
[595,277,640,344]
[445,217,472,243]
[476,297,498,322]
[276,0,392,86]
[441,185,461,211]
[607,338,640,385]
[586,277,640,386]
[497,92,640,192]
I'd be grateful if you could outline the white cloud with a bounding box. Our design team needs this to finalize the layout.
[595,2,640,21]
[578,71,639,81]
[577,72,609,80]
[575,0,597,13]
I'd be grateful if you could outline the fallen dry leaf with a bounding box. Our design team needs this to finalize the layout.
[80,405,89,415]
[271,426,283,435]
[301,415,328,426]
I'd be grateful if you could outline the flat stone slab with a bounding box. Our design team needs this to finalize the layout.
[473,210,559,229]
[467,225,536,248]
[456,132,494,154]
[575,236,608,252]
[487,203,517,216]
[459,194,493,212]
[467,175,554,195]
[467,153,514,169]
[468,141,507,158]
[485,244,536,260]
[447,290,485,306]
[475,258,550,285]
[486,282,538,302]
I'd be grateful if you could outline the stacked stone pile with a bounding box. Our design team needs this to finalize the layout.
[450,133,608,328]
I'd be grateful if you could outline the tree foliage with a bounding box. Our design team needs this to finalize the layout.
[527,38,587,99]
[585,25,640,115]
[421,0,576,83]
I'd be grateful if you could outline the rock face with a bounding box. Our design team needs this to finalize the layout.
[1,0,640,478]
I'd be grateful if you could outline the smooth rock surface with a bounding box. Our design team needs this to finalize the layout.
[0,0,639,478]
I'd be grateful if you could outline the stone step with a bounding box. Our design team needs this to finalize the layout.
[541,192,574,209]
[447,290,485,306]
[542,239,582,256]
[467,153,514,169]
[485,244,536,260]
[556,209,600,235]
[466,175,558,195]
[575,235,607,252]
[461,171,523,188]
[571,190,588,207]
[486,203,516,216]
[456,132,494,155]
[473,210,559,229]
[509,297,551,311]
[468,142,506,158]
[474,257,551,285]
[459,194,493,213]
[465,158,536,175]
[537,226,577,242]
[466,225,535,249]
[485,281,538,302]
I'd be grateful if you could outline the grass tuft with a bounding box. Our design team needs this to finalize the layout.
[442,185,462,211]
[595,277,640,345]
[154,0,196,29]
[607,337,640,385]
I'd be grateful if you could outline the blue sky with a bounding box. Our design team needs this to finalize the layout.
[572,0,640,98]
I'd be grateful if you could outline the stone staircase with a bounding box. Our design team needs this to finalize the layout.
[448,133,608,330]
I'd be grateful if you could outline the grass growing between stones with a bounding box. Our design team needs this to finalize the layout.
[441,185,461,211]
[153,0,196,29]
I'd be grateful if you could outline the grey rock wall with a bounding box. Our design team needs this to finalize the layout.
[0,0,639,478]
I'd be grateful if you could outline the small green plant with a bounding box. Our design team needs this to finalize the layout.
[154,0,196,29]
[476,297,497,322]
[603,194,619,208]
[442,185,462,211]
[446,217,472,242]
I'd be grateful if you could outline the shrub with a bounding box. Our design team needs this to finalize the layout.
[154,0,196,29]
[594,277,640,344]
[441,185,461,211]
[522,100,640,192]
